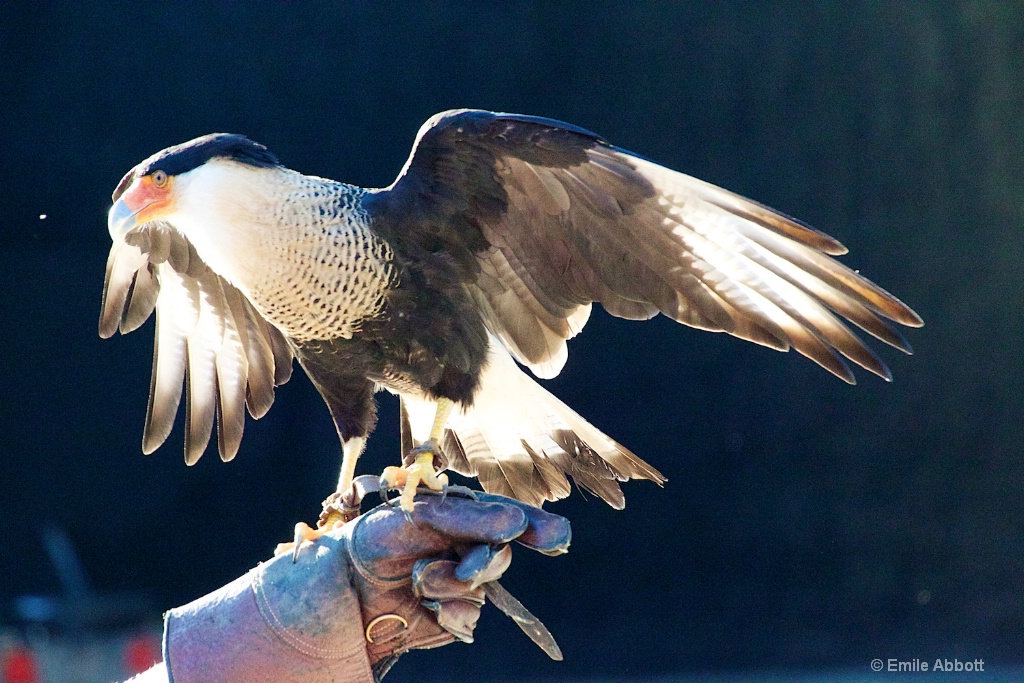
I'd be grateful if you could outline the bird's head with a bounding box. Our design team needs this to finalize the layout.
[108,133,281,243]
[108,133,287,286]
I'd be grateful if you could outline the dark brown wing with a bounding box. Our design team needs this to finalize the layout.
[99,223,293,463]
[366,109,922,383]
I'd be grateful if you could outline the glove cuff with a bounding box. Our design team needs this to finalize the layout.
[163,534,375,683]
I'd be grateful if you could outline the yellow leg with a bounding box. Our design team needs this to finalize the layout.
[275,436,367,560]
[336,436,366,503]
[426,398,455,443]
[381,398,454,512]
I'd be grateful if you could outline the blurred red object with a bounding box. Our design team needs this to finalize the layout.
[1,647,39,683]
[123,634,161,674]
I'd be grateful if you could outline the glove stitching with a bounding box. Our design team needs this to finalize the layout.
[251,563,367,659]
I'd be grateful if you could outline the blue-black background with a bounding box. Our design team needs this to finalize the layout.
[2,2,1022,680]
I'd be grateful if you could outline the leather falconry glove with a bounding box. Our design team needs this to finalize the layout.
[162,479,571,683]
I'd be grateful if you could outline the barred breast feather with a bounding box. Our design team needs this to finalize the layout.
[246,181,397,342]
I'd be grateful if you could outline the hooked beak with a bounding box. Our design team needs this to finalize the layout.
[107,197,138,241]
[108,175,175,241]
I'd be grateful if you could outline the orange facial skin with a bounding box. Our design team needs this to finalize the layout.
[108,171,175,240]
[121,172,175,223]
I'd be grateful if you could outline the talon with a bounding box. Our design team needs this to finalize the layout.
[290,526,306,563]
[380,465,408,508]
[275,521,337,563]
[381,465,408,489]
[380,442,449,513]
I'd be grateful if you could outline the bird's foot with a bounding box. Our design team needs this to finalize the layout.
[381,441,449,513]
[274,492,354,561]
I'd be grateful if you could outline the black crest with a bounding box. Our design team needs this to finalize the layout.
[113,133,280,201]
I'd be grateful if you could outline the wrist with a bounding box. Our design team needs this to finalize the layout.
[163,533,375,683]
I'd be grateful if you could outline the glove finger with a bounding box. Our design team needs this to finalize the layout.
[420,598,481,644]
[456,544,512,588]
[351,498,530,582]
[415,497,528,545]
[473,493,571,555]
[412,559,486,603]
[414,560,486,642]
[350,506,454,579]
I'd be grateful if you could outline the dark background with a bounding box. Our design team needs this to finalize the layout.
[2,2,1022,680]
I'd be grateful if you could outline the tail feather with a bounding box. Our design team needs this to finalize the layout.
[403,339,665,508]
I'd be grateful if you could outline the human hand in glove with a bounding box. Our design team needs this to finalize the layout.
[130,481,571,683]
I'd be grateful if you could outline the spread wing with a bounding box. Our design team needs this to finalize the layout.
[368,109,922,383]
[99,223,293,463]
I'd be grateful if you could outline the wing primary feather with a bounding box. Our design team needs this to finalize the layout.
[145,227,171,264]
[99,242,146,338]
[121,263,159,333]
[142,323,185,455]
[680,221,863,382]
[213,280,248,461]
[182,283,221,465]
[167,233,191,272]
[230,294,277,419]
[666,164,851,255]
[739,234,914,353]
[142,264,190,454]
[733,221,923,329]
[731,278,860,383]
[680,213,894,380]
[183,365,216,464]
[269,324,294,386]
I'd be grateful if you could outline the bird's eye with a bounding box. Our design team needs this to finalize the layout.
[152,170,169,187]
